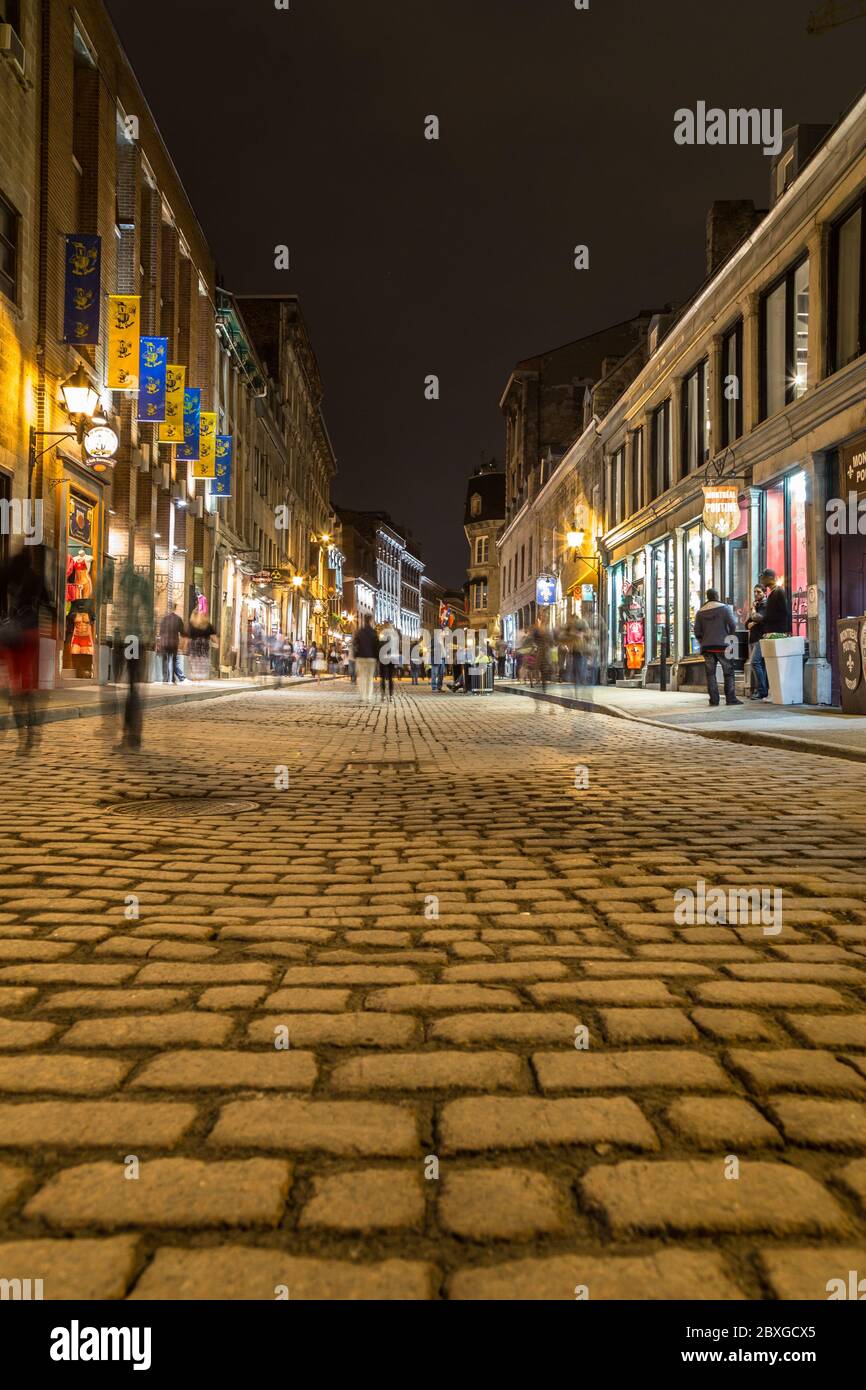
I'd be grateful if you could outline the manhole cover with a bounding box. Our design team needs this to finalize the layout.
[109,797,261,818]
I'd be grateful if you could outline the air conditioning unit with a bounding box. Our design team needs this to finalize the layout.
[0,24,26,81]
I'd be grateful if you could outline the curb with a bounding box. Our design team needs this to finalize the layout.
[499,681,866,765]
[0,675,335,733]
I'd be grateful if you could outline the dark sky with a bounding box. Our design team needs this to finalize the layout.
[105,0,865,587]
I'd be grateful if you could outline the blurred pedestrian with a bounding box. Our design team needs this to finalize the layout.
[112,558,153,750]
[378,622,398,701]
[188,598,215,681]
[353,615,378,700]
[0,546,53,754]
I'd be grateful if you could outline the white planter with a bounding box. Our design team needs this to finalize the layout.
[762,636,805,705]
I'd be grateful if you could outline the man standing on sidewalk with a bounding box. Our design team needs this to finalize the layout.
[693,588,742,708]
[750,569,790,701]
[158,605,186,684]
[353,615,378,702]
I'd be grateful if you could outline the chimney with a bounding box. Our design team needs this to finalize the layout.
[706,200,763,277]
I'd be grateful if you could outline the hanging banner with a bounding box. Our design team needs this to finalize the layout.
[136,336,168,423]
[62,234,101,345]
[702,482,743,538]
[106,294,141,389]
[211,435,233,497]
[159,365,186,443]
[176,387,201,461]
[192,411,216,478]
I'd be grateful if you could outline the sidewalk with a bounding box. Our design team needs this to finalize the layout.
[0,673,334,733]
[499,679,866,763]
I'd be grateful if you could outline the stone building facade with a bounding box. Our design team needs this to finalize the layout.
[464,459,505,637]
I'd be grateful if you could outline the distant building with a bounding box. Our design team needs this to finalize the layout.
[464,458,505,636]
[336,508,424,638]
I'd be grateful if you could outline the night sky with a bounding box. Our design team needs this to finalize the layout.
[105,0,865,586]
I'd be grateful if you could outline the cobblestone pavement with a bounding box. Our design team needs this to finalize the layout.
[1,681,866,1301]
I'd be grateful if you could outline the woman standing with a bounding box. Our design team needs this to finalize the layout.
[187,598,215,681]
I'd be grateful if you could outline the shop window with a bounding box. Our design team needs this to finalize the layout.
[629,427,643,514]
[650,539,675,661]
[608,563,624,665]
[829,198,865,373]
[682,361,709,474]
[760,257,809,419]
[762,471,808,637]
[0,191,19,303]
[652,400,671,498]
[683,523,716,655]
[721,320,743,446]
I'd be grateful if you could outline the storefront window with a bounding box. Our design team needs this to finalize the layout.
[609,562,624,665]
[762,470,808,637]
[63,488,98,679]
[650,539,675,660]
[684,526,704,655]
[789,471,808,637]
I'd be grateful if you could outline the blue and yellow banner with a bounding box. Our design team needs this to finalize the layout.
[106,294,140,389]
[159,364,186,443]
[136,336,168,422]
[63,234,101,345]
[192,412,216,478]
[211,435,233,497]
[176,387,201,461]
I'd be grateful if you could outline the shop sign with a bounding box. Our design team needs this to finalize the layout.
[840,434,866,498]
[702,484,742,538]
[536,575,556,606]
[840,623,862,693]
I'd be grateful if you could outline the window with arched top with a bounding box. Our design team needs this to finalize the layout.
[470,493,482,518]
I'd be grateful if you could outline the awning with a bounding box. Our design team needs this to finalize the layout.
[561,555,599,594]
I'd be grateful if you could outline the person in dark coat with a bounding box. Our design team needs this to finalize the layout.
[693,588,742,708]
[0,547,54,753]
[750,568,791,700]
[158,606,185,684]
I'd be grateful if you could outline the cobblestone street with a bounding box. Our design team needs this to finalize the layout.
[1,681,866,1300]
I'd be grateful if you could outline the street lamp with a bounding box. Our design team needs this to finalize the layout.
[59,364,101,423]
[29,366,107,486]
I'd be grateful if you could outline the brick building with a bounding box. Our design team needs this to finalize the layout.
[0,1,337,683]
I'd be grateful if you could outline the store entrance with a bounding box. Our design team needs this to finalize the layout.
[62,487,99,681]
[828,530,866,706]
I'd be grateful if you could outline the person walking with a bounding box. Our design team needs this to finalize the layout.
[0,546,54,754]
[378,621,398,701]
[187,599,215,682]
[111,558,153,750]
[158,605,185,684]
[353,615,378,701]
[430,642,446,692]
[749,568,790,701]
[693,588,742,708]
